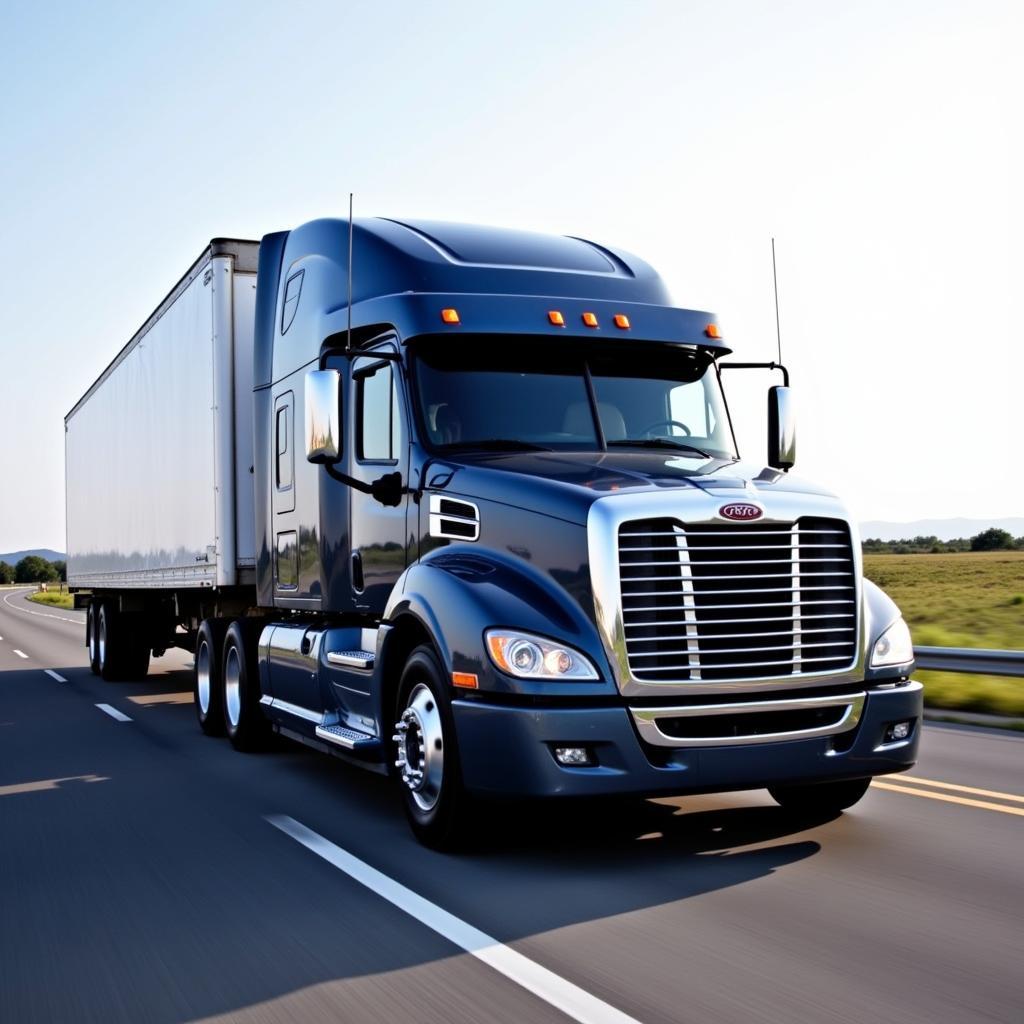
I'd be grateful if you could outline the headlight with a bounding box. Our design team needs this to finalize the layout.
[485,629,599,680]
[871,617,914,668]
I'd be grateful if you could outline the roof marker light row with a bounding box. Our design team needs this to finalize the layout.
[439,307,721,339]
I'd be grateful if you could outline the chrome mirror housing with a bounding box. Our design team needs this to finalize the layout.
[768,385,796,470]
[305,369,342,463]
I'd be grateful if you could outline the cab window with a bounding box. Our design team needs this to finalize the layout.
[356,357,402,462]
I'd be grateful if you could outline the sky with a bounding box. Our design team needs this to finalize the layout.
[1,0,1021,552]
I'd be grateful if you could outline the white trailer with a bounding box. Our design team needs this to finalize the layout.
[65,240,259,591]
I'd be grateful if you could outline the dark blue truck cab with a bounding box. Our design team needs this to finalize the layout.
[243,217,921,845]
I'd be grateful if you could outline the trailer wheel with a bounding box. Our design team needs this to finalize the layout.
[394,645,471,849]
[97,602,150,681]
[769,777,871,815]
[194,618,229,736]
[223,619,270,752]
[87,601,101,675]
[97,601,123,681]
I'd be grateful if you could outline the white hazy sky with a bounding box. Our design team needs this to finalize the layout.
[1,0,1021,552]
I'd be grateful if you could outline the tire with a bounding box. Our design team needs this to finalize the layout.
[194,618,229,736]
[97,601,122,681]
[97,601,150,681]
[223,619,270,752]
[87,600,101,675]
[769,777,872,814]
[393,645,471,849]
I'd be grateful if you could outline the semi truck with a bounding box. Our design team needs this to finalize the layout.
[65,217,922,846]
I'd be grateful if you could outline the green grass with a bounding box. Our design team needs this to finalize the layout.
[864,551,1024,717]
[27,590,74,610]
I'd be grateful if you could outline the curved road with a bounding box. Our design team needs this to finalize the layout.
[0,586,1021,1023]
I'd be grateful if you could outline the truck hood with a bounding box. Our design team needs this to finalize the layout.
[426,451,842,526]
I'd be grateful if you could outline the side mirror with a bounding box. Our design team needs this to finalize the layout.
[768,385,796,470]
[305,369,342,463]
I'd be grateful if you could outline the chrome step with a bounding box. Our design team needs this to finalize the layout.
[326,650,375,670]
[315,723,377,750]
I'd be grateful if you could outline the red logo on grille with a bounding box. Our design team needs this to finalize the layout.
[719,502,764,521]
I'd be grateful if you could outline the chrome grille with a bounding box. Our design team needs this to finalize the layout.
[619,517,857,682]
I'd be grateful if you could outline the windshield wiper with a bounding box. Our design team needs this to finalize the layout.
[439,439,554,453]
[608,438,716,459]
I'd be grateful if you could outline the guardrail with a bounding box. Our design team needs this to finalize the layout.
[914,647,1024,678]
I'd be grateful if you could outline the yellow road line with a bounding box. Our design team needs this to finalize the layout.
[873,781,1024,818]
[899,775,1024,804]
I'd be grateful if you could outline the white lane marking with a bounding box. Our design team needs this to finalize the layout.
[268,815,643,1024]
[13,649,29,659]
[95,703,132,722]
[2,588,84,625]
[45,670,68,683]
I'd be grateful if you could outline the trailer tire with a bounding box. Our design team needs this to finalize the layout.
[769,777,871,815]
[87,601,101,675]
[97,601,125,681]
[194,618,229,736]
[394,645,472,850]
[223,619,270,752]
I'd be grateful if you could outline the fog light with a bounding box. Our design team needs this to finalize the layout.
[885,720,912,742]
[554,746,593,766]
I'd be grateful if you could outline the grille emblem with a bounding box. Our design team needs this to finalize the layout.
[718,502,764,521]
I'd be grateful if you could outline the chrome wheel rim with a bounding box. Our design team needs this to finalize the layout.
[394,683,444,812]
[196,639,211,715]
[224,646,242,728]
[89,607,98,664]
[98,609,107,669]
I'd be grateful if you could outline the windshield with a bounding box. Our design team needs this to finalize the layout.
[411,337,738,459]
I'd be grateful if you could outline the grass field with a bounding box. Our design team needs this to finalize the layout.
[26,590,74,610]
[864,551,1024,717]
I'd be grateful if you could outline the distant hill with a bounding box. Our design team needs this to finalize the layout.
[860,518,1024,542]
[0,549,66,564]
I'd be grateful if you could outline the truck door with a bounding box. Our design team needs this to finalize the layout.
[349,342,410,613]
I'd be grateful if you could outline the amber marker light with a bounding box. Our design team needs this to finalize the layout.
[548,310,565,326]
[441,308,461,324]
[452,672,479,689]
[582,312,599,327]
[613,314,631,329]
[705,323,721,339]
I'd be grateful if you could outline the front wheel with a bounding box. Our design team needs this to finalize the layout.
[769,777,871,814]
[394,646,471,849]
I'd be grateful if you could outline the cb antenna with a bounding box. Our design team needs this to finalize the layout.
[771,236,783,365]
[347,193,354,355]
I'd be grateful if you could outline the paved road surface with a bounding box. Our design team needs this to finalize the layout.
[1,586,1021,1023]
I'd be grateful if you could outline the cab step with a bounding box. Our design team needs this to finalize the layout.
[315,723,378,750]
[326,650,375,670]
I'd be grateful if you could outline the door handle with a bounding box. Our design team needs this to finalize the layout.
[300,633,313,656]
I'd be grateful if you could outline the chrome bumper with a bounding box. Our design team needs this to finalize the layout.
[630,690,866,747]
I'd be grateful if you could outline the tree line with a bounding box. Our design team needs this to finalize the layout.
[0,556,67,584]
[862,528,1024,554]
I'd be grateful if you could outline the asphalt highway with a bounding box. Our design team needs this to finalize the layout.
[1,586,1021,1024]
